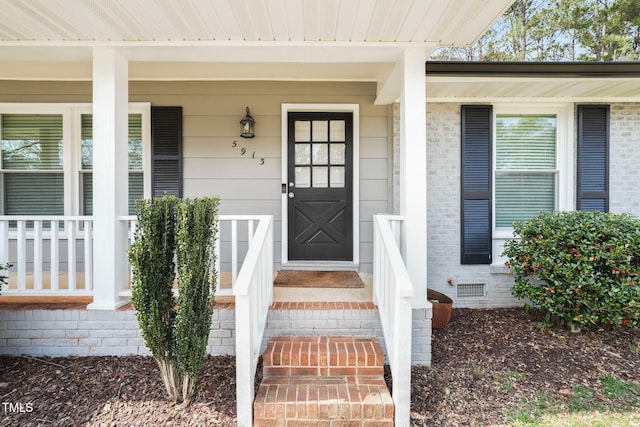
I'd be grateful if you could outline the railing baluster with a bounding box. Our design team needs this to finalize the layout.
[33,220,43,291]
[247,220,254,249]
[231,219,238,283]
[67,220,77,291]
[17,220,26,291]
[84,220,93,291]
[50,220,59,291]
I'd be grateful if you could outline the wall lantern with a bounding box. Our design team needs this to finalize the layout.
[240,106,255,138]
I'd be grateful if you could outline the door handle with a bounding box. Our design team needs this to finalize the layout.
[288,192,295,199]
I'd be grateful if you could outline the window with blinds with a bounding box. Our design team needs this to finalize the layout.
[80,114,144,215]
[495,114,557,228]
[1,114,64,215]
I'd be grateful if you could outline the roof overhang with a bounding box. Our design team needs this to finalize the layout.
[0,0,514,94]
[426,61,640,102]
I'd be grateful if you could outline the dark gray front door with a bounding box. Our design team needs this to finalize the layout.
[287,112,353,261]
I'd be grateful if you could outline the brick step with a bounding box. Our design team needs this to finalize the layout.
[262,336,385,377]
[254,376,393,426]
[255,336,393,426]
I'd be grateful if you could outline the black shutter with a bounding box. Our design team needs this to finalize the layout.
[461,105,492,264]
[577,105,609,212]
[151,106,183,198]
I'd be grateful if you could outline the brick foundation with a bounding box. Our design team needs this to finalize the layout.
[0,303,431,366]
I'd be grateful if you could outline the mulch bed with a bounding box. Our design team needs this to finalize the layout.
[1,308,638,426]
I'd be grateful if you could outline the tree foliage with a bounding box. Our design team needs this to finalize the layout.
[128,195,219,403]
[431,0,640,61]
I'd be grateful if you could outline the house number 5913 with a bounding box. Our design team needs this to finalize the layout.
[232,140,264,165]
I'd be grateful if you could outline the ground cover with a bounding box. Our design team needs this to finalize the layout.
[0,308,638,426]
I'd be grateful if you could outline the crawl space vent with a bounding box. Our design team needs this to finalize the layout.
[457,283,486,298]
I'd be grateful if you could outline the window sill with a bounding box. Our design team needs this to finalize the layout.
[490,264,511,275]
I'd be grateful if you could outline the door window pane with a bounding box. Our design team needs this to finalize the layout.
[312,144,328,165]
[295,167,310,188]
[312,120,328,141]
[312,167,328,188]
[330,166,345,188]
[295,144,311,165]
[330,120,345,141]
[330,143,345,165]
[295,121,311,142]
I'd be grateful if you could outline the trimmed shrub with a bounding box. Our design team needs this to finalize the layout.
[0,263,11,295]
[128,195,219,402]
[503,211,640,331]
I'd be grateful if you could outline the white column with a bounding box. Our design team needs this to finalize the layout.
[399,49,428,308]
[87,48,129,310]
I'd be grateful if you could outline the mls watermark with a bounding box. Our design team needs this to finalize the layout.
[2,401,34,414]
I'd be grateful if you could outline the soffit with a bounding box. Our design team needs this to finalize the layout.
[427,76,640,101]
[0,0,513,81]
[0,0,510,46]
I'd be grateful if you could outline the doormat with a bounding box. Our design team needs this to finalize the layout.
[273,270,364,288]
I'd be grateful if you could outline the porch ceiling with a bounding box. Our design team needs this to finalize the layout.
[0,0,514,82]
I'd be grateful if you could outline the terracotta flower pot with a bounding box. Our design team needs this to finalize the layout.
[427,288,453,329]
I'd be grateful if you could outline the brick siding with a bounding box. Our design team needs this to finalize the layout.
[0,305,432,366]
[419,102,640,309]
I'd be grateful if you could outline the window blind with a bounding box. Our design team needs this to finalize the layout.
[495,114,557,227]
[80,113,143,215]
[1,114,64,215]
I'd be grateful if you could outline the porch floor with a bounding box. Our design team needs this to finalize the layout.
[0,273,373,310]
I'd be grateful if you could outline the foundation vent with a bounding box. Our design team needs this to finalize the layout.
[457,283,486,298]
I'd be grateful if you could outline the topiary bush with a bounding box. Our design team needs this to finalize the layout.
[503,211,640,331]
[128,194,219,402]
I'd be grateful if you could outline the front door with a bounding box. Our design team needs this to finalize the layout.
[287,112,353,261]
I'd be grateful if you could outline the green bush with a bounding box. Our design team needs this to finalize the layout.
[0,263,11,295]
[503,211,640,331]
[128,195,219,402]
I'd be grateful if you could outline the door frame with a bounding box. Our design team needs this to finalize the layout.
[281,103,360,269]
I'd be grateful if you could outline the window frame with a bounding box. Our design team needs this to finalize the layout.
[75,103,151,215]
[0,102,151,217]
[491,103,574,266]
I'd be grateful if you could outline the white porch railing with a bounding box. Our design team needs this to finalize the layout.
[0,216,93,296]
[120,215,268,298]
[373,214,413,427]
[0,213,271,302]
[233,215,273,427]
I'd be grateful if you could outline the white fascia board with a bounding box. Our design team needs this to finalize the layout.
[426,96,640,103]
[0,40,441,63]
